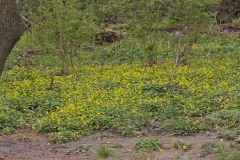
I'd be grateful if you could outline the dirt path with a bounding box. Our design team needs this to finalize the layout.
[0,130,238,160]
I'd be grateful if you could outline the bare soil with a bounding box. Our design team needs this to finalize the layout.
[0,130,239,160]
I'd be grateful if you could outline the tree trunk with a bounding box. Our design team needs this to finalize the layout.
[0,0,24,76]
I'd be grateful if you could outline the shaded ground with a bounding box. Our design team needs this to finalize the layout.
[0,130,239,160]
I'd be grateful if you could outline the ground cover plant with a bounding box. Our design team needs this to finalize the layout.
[0,0,240,159]
[0,42,239,140]
[134,138,163,151]
[0,36,239,160]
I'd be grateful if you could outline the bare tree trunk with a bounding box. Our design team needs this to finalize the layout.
[0,0,24,76]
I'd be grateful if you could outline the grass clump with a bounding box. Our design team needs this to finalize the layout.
[217,129,238,140]
[52,131,77,144]
[16,135,30,142]
[201,141,219,155]
[97,145,114,158]
[169,116,200,135]
[205,109,240,129]
[171,141,191,151]
[201,141,240,160]
[2,127,15,135]
[105,142,124,148]
[75,144,91,153]
[219,151,240,160]
[134,138,163,151]
[217,149,240,160]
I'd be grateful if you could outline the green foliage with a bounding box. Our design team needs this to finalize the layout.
[134,138,163,151]
[2,127,15,135]
[18,0,97,74]
[96,39,145,64]
[220,151,240,160]
[232,19,240,25]
[217,149,240,160]
[97,145,113,158]
[16,135,30,142]
[169,116,200,135]
[171,141,191,151]
[2,1,240,144]
[201,141,240,160]
[107,143,124,149]
[33,54,61,68]
[218,129,239,140]
[30,0,96,47]
[1,2,239,155]
[201,141,219,154]
[14,0,221,67]
[205,109,240,129]
[52,131,77,144]
[1,52,239,140]
[75,144,91,153]
[0,108,25,129]
[3,92,64,115]
[168,0,217,31]
[90,106,148,136]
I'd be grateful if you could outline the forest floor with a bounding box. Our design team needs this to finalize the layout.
[0,130,239,160]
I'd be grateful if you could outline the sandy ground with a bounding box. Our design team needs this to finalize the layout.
[0,130,239,160]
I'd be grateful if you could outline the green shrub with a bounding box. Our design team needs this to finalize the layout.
[3,92,64,115]
[134,138,163,151]
[52,131,77,144]
[2,127,15,134]
[16,135,30,142]
[201,141,240,160]
[96,39,145,64]
[75,144,91,153]
[169,116,199,135]
[97,145,113,158]
[171,141,191,151]
[91,106,148,136]
[217,150,240,160]
[201,141,219,155]
[218,129,238,140]
[36,119,59,133]
[205,109,240,129]
[0,108,25,129]
[107,143,124,148]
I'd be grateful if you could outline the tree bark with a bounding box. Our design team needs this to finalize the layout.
[0,0,24,76]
